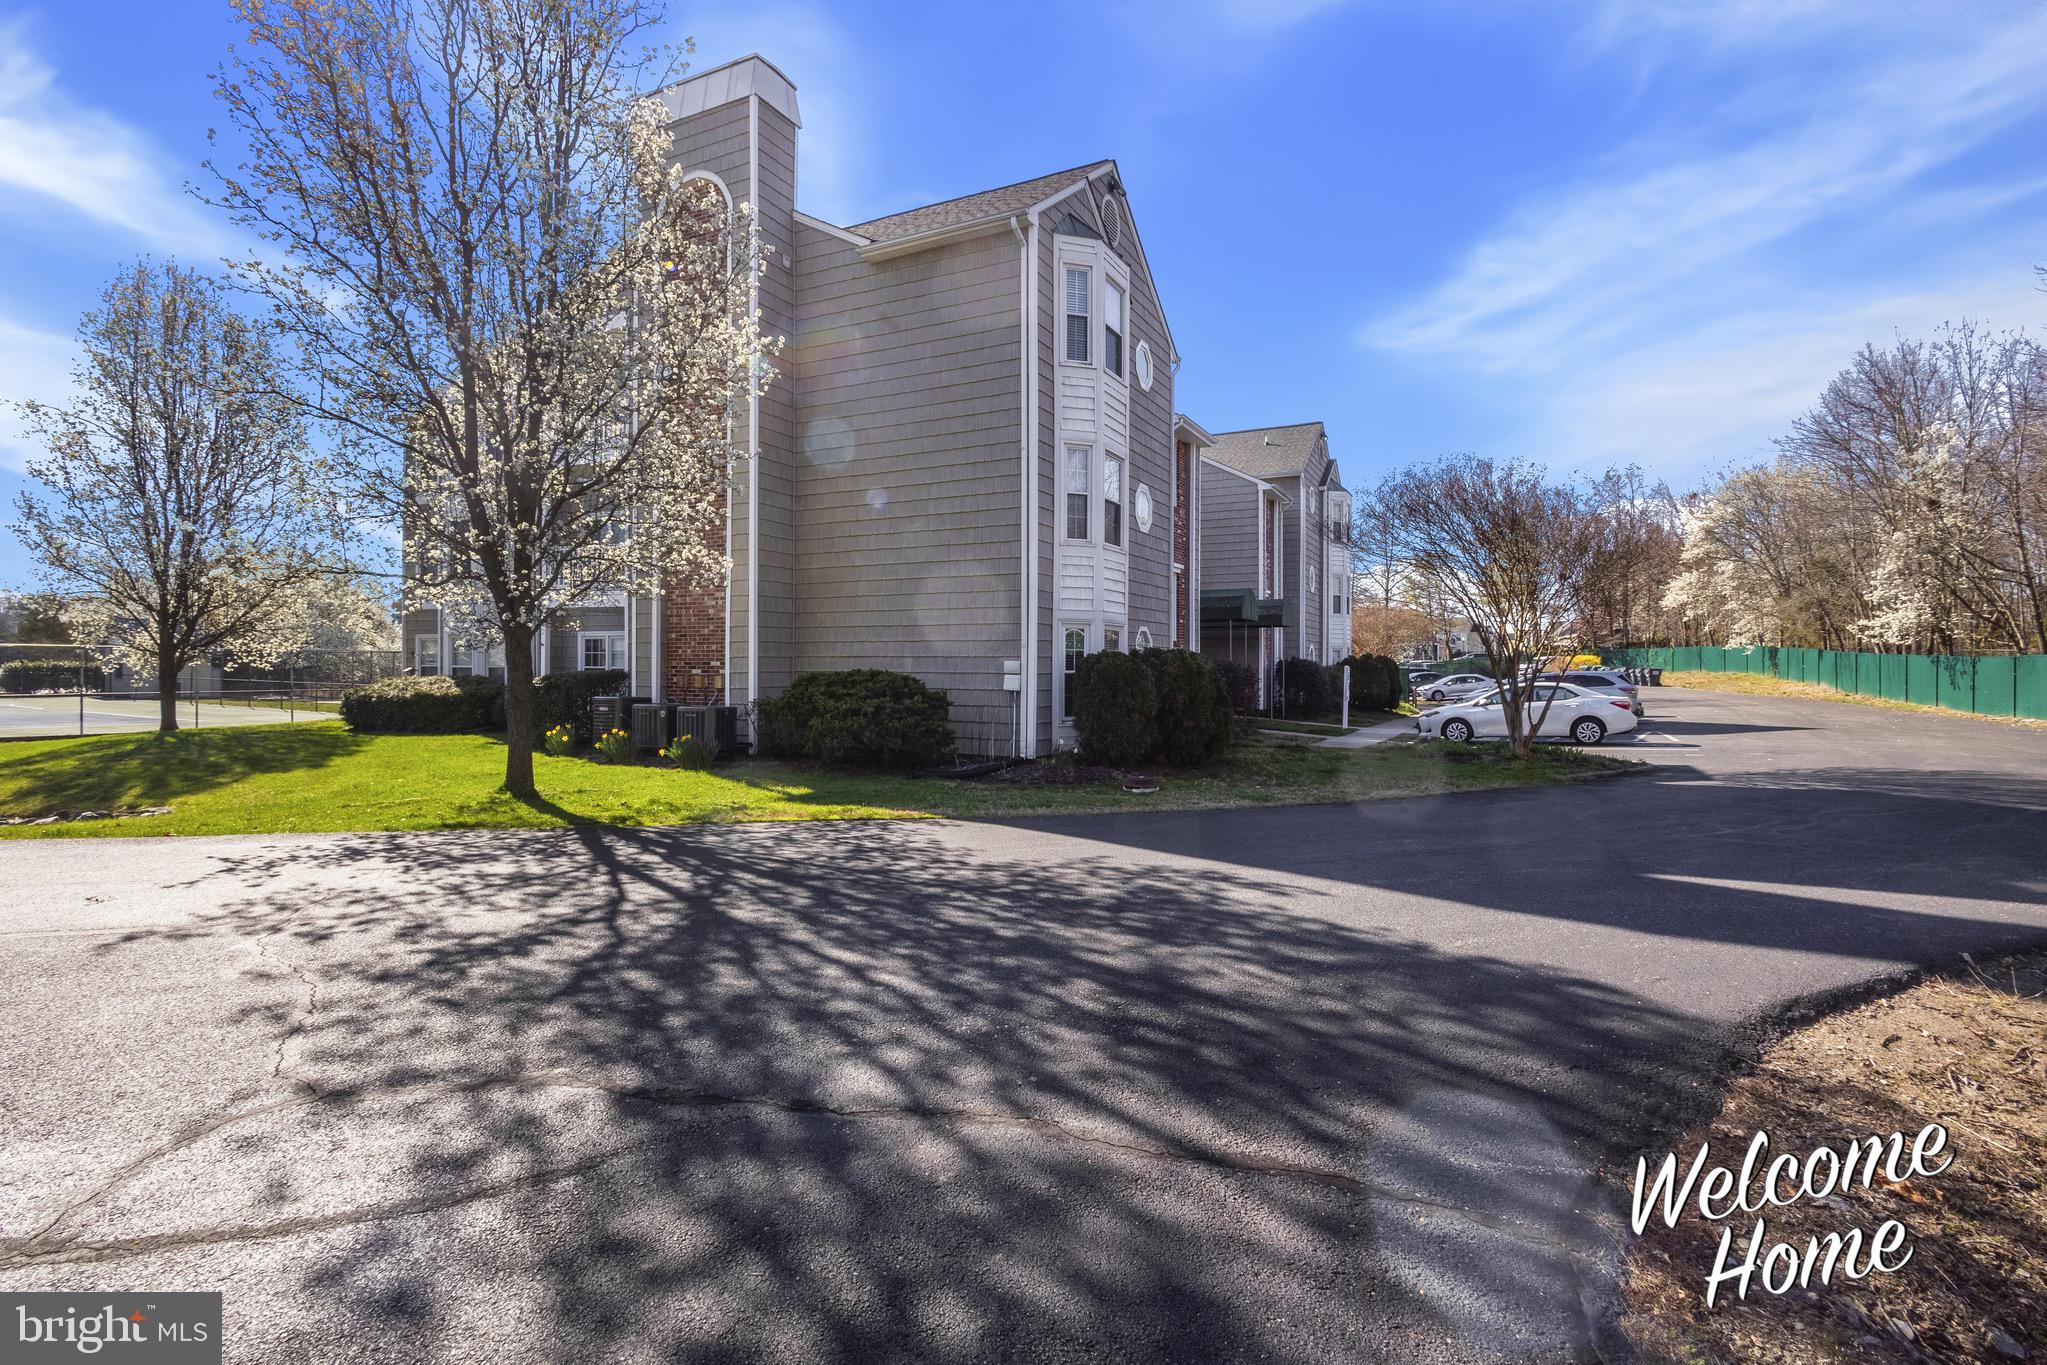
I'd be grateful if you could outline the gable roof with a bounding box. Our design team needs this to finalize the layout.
[1205,422,1327,480]
[845,161,1112,243]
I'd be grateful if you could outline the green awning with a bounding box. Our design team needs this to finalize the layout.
[1255,597,1296,629]
[1200,589,1259,624]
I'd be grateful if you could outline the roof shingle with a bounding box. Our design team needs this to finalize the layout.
[845,161,1112,243]
[1204,422,1327,480]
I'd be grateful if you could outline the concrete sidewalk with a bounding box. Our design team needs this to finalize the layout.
[1316,715,1418,748]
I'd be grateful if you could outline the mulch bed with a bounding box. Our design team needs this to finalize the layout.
[984,761,1152,788]
[1620,952,2047,1362]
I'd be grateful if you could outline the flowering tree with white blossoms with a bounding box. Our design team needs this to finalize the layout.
[205,0,773,796]
[11,261,342,733]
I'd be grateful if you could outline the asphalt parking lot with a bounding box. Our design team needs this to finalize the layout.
[1,686,2042,1363]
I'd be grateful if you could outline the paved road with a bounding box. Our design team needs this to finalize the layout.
[1,689,2043,1362]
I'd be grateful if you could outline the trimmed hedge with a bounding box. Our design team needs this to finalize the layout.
[0,659,105,693]
[1132,648,1231,765]
[755,669,954,769]
[532,668,629,744]
[1074,651,1159,766]
[1330,653,1402,712]
[1215,659,1260,714]
[1273,656,1335,718]
[341,675,500,733]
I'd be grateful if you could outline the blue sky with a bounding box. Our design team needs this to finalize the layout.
[5,0,2047,586]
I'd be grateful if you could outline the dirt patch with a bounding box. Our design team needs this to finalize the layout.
[1620,952,2047,1362]
[984,760,1150,788]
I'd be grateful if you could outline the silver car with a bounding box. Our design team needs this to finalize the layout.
[1415,682,1639,746]
[1539,669,1644,718]
[1417,672,1495,704]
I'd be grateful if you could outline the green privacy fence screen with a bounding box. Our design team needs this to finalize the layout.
[1600,646,2047,721]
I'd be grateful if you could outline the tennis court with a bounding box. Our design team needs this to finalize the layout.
[0,693,341,739]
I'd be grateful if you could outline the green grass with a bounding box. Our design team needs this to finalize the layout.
[1664,670,2047,731]
[0,721,1639,838]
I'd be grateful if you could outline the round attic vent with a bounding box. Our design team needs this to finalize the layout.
[1100,195,1122,248]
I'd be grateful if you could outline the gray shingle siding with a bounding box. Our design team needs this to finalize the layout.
[1197,465,1261,594]
[789,222,1026,755]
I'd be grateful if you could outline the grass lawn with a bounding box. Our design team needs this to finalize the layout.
[1666,669,2047,731]
[0,721,1638,838]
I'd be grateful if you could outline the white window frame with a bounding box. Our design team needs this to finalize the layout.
[1059,624,1088,723]
[581,633,625,671]
[1102,279,1125,378]
[1102,453,1124,549]
[1063,265,1091,365]
[414,635,441,676]
[1064,444,1092,542]
[1104,626,1121,653]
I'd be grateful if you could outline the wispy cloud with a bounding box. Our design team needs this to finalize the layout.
[1537,263,2047,477]
[1364,8,2047,480]
[0,313,75,475]
[0,18,223,251]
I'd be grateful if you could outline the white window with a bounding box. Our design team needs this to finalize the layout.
[1062,627,1086,719]
[1308,565,1319,595]
[1103,280,1125,377]
[1065,445,1091,540]
[1104,626,1121,653]
[1135,626,1152,649]
[1064,267,1090,363]
[414,635,441,676]
[581,634,624,670]
[1102,455,1124,548]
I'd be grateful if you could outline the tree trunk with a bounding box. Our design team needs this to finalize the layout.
[501,626,537,798]
[158,662,180,734]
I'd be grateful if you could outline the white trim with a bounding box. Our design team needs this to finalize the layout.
[793,209,870,246]
[1198,453,1289,498]
[1173,413,1218,448]
[677,168,734,210]
[858,216,1019,261]
[1060,261,1091,367]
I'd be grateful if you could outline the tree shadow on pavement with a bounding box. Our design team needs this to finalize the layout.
[27,820,1723,1363]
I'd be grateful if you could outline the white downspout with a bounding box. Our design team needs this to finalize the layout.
[1013,212,1037,756]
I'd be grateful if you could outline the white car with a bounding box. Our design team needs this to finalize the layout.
[1415,682,1638,746]
[1540,668,1644,718]
[1417,673,1496,703]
